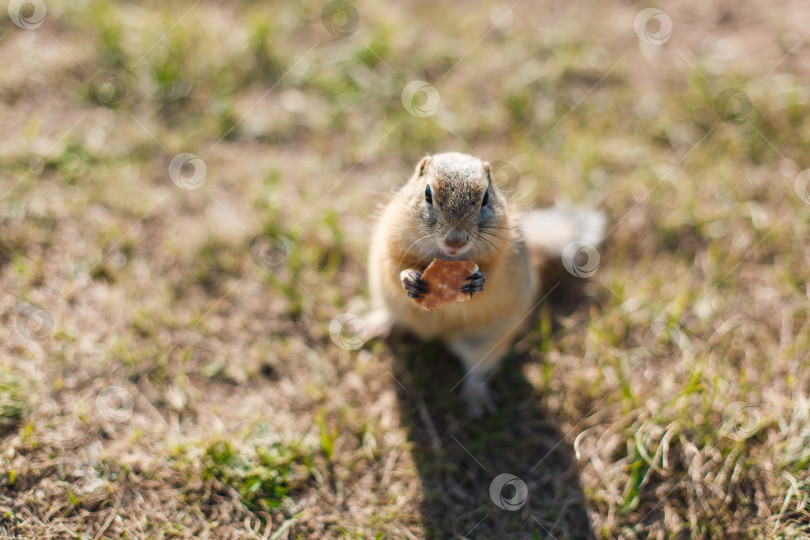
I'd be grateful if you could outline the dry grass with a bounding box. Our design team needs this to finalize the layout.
[1,0,810,538]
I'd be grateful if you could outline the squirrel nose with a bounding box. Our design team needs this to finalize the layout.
[444,230,470,249]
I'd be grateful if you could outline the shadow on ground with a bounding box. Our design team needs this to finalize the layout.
[389,279,596,540]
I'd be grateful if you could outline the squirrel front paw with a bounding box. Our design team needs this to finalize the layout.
[400,269,428,299]
[460,270,487,295]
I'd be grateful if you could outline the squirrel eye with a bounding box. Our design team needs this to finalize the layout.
[481,189,489,207]
[425,184,433,205]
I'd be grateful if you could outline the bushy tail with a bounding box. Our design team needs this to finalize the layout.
[519,205,606,275]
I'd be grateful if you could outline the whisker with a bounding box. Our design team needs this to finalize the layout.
[414,235,437,265]
[473,234,509,260]
[398,233,432,267]
[478,231,507,244]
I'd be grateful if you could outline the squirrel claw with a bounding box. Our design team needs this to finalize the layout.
[460,270,486,294]
[401,269,428,296]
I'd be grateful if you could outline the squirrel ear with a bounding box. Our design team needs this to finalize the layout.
[482,161,492,184]
[416,155,432,177]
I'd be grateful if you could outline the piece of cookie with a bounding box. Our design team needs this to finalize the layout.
[414,259,479,311]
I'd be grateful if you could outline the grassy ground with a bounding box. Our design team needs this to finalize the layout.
[2,0,810,538]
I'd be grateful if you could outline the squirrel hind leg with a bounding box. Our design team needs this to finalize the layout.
[363,307,393,341]
[461,375,496,418]
[448,334,513,417]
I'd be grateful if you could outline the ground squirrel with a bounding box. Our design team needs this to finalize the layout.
[367,152,605,417]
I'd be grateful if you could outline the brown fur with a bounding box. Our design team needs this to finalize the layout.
[367,152,537,416]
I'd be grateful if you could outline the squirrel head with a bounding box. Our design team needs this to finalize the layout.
[399,152,512,262]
